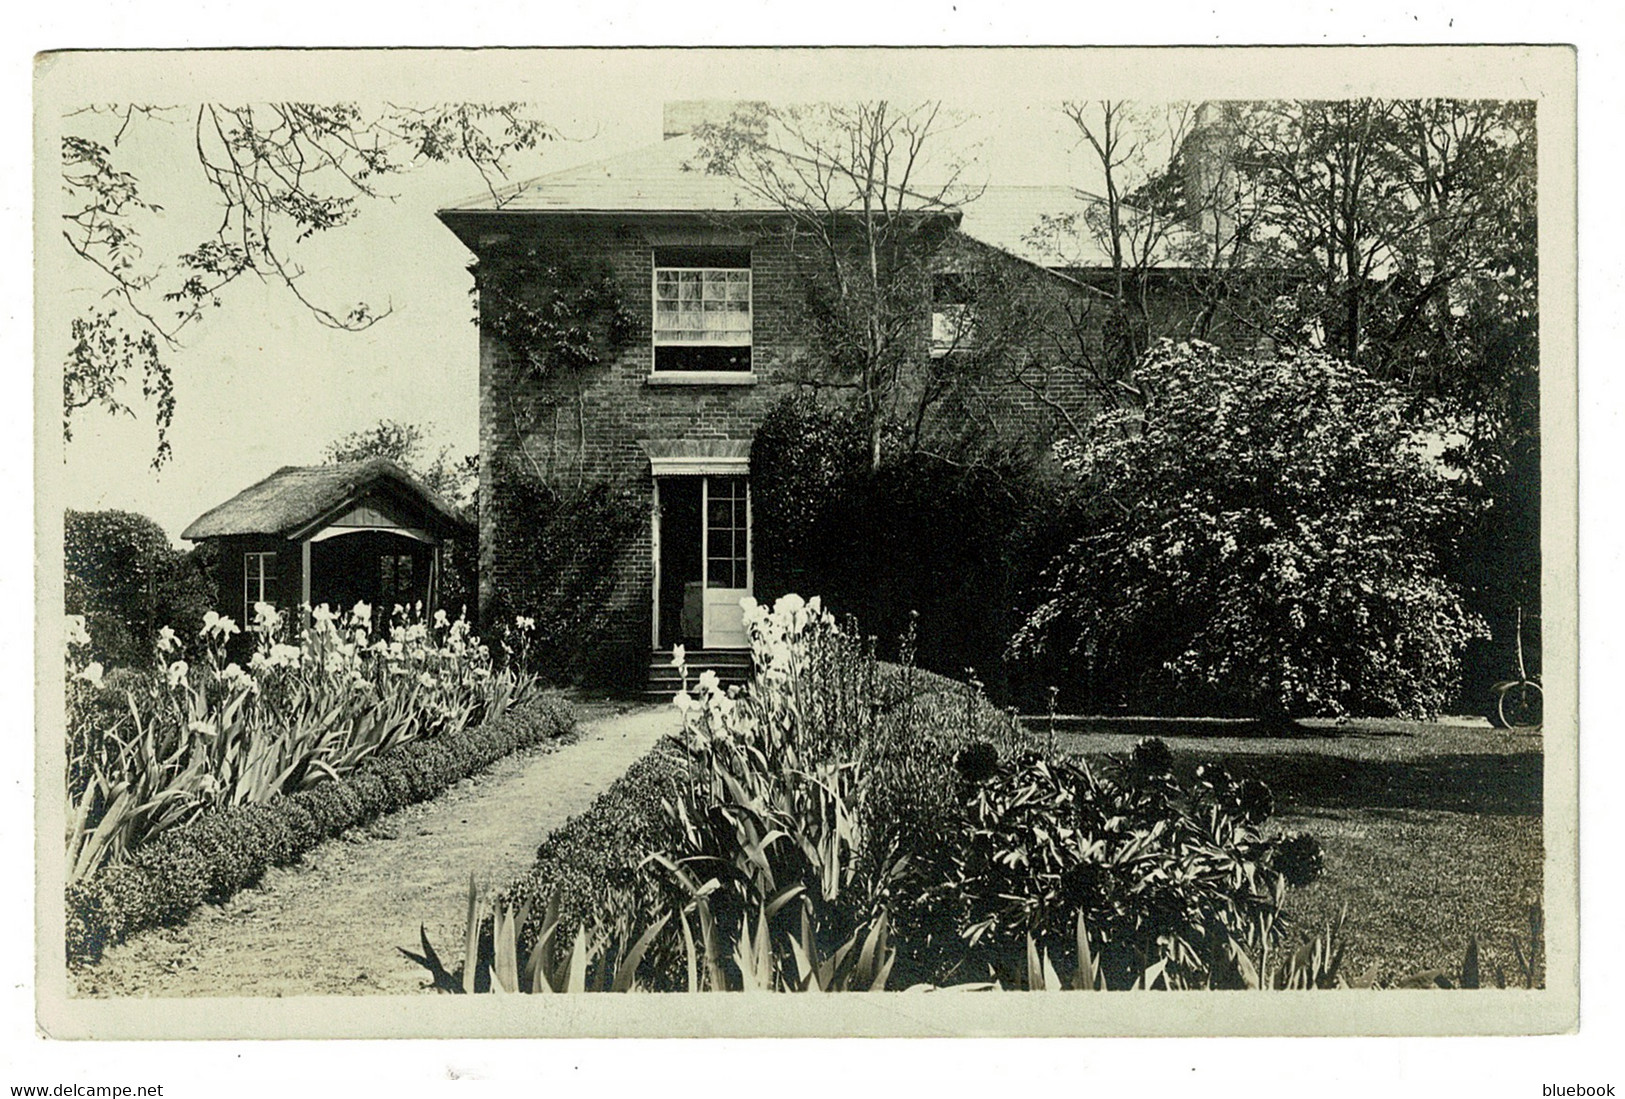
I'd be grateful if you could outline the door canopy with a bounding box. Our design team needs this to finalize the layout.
[638,438,750,477]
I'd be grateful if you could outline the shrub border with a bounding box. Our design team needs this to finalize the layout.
[66,693,578,966]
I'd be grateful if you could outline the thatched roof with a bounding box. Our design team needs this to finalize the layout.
[182,458,470,542]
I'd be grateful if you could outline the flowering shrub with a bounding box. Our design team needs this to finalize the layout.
[64,602,539,882]
[1012,340,1486,718]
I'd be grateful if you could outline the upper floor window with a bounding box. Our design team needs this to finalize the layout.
[653,247,752,373]
[931,273,975,357]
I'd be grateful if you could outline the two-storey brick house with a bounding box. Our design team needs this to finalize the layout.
[436,104,1194,694]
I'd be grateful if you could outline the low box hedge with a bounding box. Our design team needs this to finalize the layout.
[494,664,1022,957]
[66,693,577,966]
[501,737,688,938]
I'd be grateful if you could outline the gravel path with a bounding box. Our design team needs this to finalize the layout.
[70,702,679,998]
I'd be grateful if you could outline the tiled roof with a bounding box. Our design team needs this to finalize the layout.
[442,135,796,215]
[440,134,978,219]
[182,458,469,541]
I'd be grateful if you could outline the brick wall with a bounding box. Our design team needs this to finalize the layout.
[474,217,1113,687]
[476,221,810,676]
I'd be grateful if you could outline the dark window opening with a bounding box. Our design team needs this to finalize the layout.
[931,273,976,355]
[654,345,753,372]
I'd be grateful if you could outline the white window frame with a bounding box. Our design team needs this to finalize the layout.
[243,551,275,625]
[703,475,750,591]
[931,303,977,357]
[651,260,753,376]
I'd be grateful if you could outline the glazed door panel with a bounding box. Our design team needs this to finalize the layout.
[701,476,750,649]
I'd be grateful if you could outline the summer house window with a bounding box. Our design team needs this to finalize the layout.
[931,273,975,357]
[380,553,416,609]
[243,551,276,625]
[653,246,752,373]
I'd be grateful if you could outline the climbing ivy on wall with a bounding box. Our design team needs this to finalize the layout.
[484,461,646,688]
[471,245,638,382]
[474,243,640,488]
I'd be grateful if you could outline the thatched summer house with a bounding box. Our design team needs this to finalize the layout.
[182,458,471,631]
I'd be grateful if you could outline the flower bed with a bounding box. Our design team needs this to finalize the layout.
[66,691,576,965]
[429,596,1333,994]
[65,603,540,882]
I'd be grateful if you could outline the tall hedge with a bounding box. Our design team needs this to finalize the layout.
[752,394,1074,706]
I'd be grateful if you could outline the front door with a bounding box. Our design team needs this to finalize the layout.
[701,475,750,648]
[654,474,751,649]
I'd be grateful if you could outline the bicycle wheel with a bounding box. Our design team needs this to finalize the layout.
[1496,681,1543,729]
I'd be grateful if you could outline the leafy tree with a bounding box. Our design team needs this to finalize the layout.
[1011,341,1485,719]
[1228,99,1536,403]
[65,509,214,667]
[61,102,553,466]
[322,418,474,508]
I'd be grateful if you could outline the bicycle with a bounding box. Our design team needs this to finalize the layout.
[1489,606,1542,730]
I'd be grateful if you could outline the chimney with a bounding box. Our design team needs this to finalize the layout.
[662,100,758,140]
[1181,102,1239,254]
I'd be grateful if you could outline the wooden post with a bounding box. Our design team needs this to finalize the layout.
[300,539,312,632]
[650,477,662,650]
[700,476,710,647]
[428,543,442,616]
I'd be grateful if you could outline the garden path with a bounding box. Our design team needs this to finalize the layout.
[71,701,680,998]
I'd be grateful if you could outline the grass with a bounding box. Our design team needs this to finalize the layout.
[1278,808,1542,984]
[1054,717,1545,985]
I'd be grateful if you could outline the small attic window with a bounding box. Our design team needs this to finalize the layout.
[931,273,975,357]
[653,247,752,373]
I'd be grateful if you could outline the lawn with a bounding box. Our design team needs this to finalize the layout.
[1052,717,1545,985]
